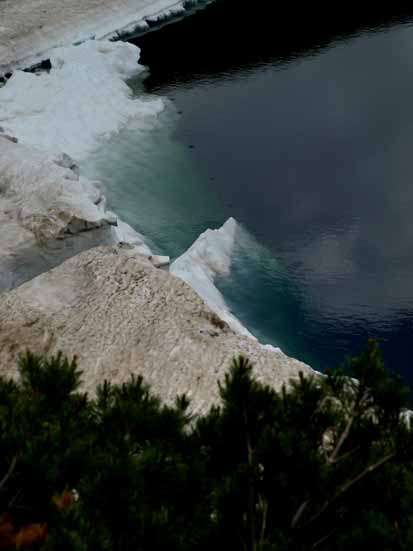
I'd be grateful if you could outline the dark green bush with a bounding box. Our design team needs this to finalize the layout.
[0,341,412,550]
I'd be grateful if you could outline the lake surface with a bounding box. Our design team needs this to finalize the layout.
[86,4,413,379]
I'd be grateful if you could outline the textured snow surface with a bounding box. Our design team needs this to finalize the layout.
[0,40,164,159]
[171,218,260,340]
[0,136,161,291]
[0,245,314,413]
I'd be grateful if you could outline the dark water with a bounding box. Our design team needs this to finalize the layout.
[131,5,413,377]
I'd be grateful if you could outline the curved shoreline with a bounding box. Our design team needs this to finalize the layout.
[0,35,272,348]
[0,1,315,408]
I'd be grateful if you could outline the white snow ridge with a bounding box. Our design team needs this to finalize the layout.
[0,40,164,159]
[171,218,258,340]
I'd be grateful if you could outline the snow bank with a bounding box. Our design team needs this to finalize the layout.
[0,38,172,291]
[0,133,164,292]
[0,140,111,239]
[171,218,258,339]
[0,136,112,291]
[0,40,164,159]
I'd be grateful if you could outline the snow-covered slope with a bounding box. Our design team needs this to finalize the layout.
[0,245,314,413]
[0,135,155,292]
[0,39,165,290]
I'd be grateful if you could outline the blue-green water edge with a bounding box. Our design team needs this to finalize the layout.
[85,6,413,379]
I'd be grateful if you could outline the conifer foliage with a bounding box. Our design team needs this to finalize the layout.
[0,342,412,550]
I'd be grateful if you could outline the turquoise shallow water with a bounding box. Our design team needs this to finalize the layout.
[83,106,225,258]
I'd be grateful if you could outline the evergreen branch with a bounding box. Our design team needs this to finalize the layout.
[336,452,395,497]
[290,500,309,529]
[327,389,367,464]
[258,495,268,545]
[302,452,395,530]
[330,446,360,465]
[328,414,355,464]
[312,526,338,549]
[0,456,17,492]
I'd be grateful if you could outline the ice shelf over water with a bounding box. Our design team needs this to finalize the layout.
[0,40,164,159]
[171,218,270,341]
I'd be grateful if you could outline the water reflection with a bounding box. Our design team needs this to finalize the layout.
[136,3,413,88]
[131,7,413,377]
